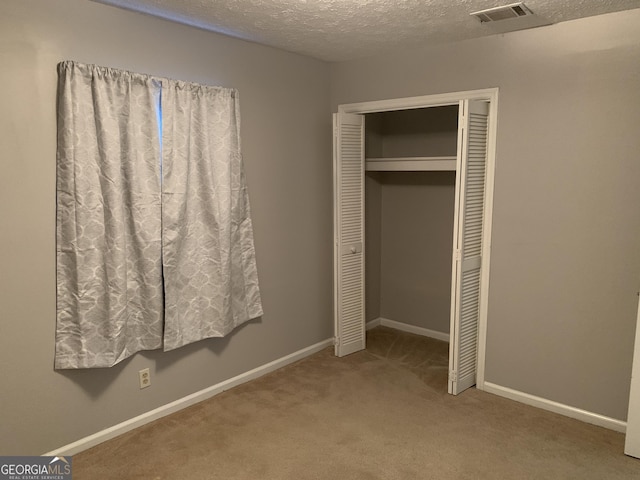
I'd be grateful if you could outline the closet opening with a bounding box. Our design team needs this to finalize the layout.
[364,106,458,360]
[365,171,456,340]
[333,89,498,396]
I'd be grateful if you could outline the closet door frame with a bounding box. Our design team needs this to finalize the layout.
[625,295,640,457]
[335,88,499,391]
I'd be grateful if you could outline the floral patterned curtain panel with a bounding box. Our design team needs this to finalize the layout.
[55,62,263,369]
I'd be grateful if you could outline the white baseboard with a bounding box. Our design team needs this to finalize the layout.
[365,318,381,330]
[44,337,334,456]
[372,317,450,343]
[483,382,627,433]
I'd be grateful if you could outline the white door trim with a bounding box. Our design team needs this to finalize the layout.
[338,88,498,115]
[625,295,640,456]
[336,88,499,391]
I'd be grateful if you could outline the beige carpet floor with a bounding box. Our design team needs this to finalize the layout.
[74,327,640,479]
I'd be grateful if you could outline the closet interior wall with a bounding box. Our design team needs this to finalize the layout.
[364,106,458,336]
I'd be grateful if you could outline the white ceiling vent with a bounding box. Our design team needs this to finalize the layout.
[471,3,532,23]
[470,2,552,33]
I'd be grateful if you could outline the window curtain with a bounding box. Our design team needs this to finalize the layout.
[161,81,263,351]
[55,62,263,369]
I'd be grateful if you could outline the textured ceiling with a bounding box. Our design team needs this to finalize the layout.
[90,0,640,61]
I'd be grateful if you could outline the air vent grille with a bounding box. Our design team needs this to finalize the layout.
[471,2,533,23]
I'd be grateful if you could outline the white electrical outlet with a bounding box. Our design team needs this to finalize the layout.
[139,368,151,389]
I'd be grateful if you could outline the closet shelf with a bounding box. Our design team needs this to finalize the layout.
[365,156,457,172]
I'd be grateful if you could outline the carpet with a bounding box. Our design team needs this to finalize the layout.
[74,327,640,479]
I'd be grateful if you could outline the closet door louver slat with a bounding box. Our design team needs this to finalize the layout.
[449,100,489,395]
[333,113,366,357]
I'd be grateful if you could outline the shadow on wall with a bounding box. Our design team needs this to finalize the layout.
[55,356,136,400]
[155,316,263,374]
[55,317,262,398]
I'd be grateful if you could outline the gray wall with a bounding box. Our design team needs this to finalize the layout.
[0,0,331,455]
[379,172,455,333]
[365,173,382,322]
[366,107,458,158]
[332,9,640,420]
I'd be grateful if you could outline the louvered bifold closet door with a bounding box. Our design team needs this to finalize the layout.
[449,100,490,395]
[333,113,365,357]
